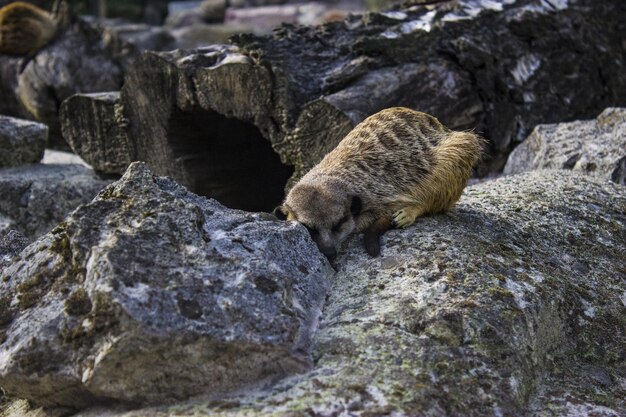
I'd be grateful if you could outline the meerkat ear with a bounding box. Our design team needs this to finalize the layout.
[350,196,362,216]
[272,205,288,220]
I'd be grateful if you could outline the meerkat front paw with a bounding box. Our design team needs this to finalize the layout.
[391,207,421,228]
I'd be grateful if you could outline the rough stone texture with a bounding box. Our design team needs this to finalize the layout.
[26,170,619,417]
[62,0,626,208]
[504,108,626,185]
[224,5,299,30]
[0,230,28,273]
[59,92,131,175]
[0,162,332,409]
[0,60,23,126]
[230,0,626,175]
[0,164,111,239]
[0,116,47,168]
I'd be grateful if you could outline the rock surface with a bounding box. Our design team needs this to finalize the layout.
[41,150,91,167]
[14,169,618,417]
[0,162,332,408]
[0,116,47,168]
[504,108,626,185]
[0,164,111,239]
[0,230,28,273]
[1,169,622,417]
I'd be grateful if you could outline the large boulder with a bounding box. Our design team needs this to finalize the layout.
[504,108,626,185]
[0,116,47,168]
[55,170,622,417]
[0,164,112,239]
[0,162,332,409]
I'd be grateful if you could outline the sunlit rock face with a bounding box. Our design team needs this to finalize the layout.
[0,162,332,408]
[504,108,626,185]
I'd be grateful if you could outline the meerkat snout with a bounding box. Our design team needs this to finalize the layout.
[273,184,362,260]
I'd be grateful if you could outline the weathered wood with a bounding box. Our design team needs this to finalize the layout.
[120,45,293,212]
[59,92,131,175]
[61,0,626,211]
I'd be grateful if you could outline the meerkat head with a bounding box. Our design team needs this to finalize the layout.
[274,183,362,260]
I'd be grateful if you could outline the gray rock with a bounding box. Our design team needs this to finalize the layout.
[63,0,626,212]
[63,170,623,417]
[170,23,261,49]
[0,164,112,239]
[164,9,205,28]
[224,5,299,31]
[0,162,332,408]
[41,150,91,167]
[504,108,626,185]
[0,116,47,168]
[198,0,227,23]
[0,214,14,235]
[0,230,29,273]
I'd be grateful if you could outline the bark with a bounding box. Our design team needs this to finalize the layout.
[59,92,131,175]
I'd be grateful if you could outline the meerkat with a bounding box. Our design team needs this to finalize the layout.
[274,107,485,259]
[0,0,70,56]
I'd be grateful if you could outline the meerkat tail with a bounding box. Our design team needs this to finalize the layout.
[363,217,393,257]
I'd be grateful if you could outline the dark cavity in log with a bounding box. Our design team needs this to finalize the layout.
[167,107,293,212]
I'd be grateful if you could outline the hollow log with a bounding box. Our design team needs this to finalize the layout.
[119,45,293,212]
[61,0,626,211]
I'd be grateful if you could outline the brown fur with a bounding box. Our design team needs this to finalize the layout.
[0,1,69,56]
[278,107,486,258]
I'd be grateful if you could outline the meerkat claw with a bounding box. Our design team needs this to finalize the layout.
[392,208,418,229]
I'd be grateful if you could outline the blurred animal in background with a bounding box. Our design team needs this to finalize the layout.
[274,107,485,259]
[0,0,71,56]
